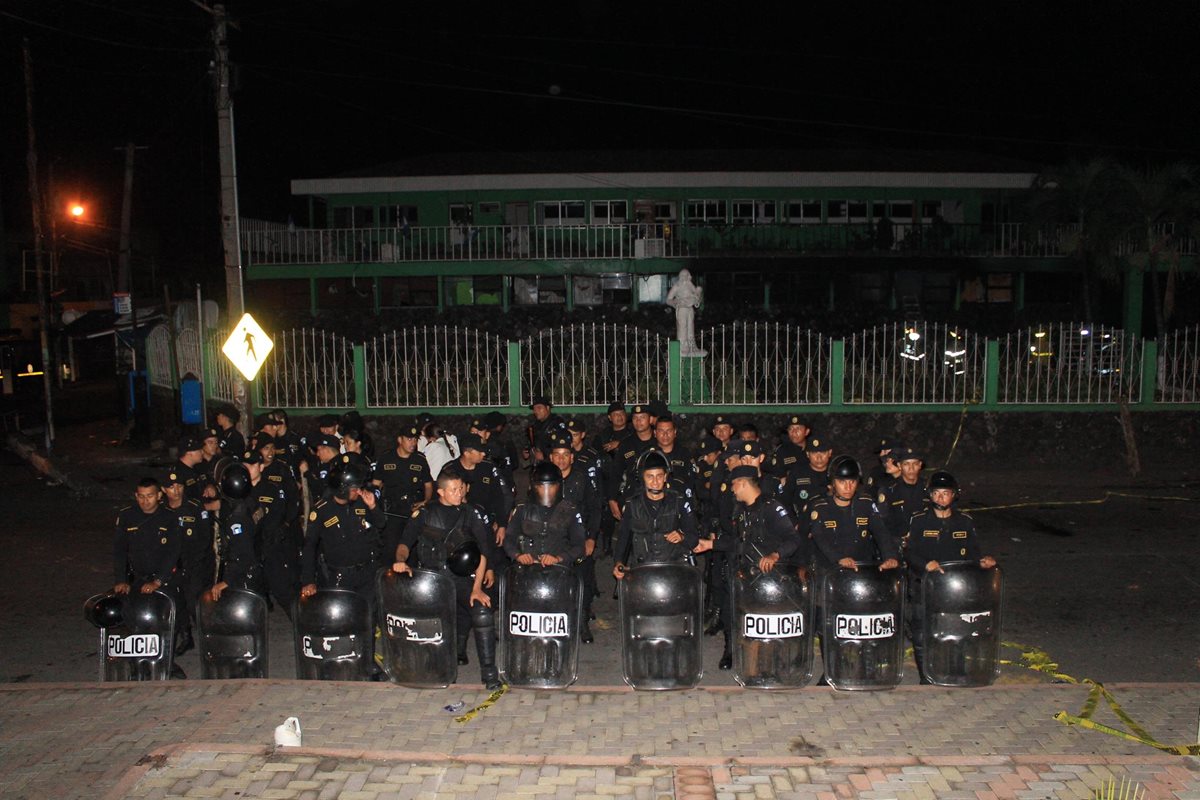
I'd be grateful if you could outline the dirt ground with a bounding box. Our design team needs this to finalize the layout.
[2,414,1197,686]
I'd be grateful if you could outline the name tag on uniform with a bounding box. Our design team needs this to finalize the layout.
[383,463,397,471]
[268,475,282,482]
[354,508,366,516]
[953,531,968,539]
[258,496,274,503]
[923,530,940,537]
[782,456,796,465]
[856,517,868,526]
[823,520,837,529]
[409,464,423,472]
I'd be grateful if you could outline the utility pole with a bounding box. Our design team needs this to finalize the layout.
[209,2,249,434]
[21,39,55,453]
[115,142,148,294]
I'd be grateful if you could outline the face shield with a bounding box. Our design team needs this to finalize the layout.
[533,480,561,508]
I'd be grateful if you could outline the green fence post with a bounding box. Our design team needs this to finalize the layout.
[309,278,318,316]
[352,343,367,413]
[829,339,845,410]
[668,339,681,407]
[1139,339,1158,408]
[984,339,1000,408]
[507,341,522,411]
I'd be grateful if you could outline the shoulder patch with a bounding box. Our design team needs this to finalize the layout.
[230,523,243,535]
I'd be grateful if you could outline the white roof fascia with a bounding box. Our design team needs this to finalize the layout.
[292,171,1036,196]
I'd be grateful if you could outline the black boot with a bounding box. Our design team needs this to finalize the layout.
[719,628,732,670]
[580,619,594,644]
[174,627,195,657]
[472,604,502,690]
[456,630,470,666]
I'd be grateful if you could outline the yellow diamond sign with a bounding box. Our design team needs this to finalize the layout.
[222,313,273,381]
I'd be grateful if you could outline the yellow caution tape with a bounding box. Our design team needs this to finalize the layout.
[455,684,508,724]
[940,400,972,469]
[969,491,1197,513]
[1000,642,1200,755]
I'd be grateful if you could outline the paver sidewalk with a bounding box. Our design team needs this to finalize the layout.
[1,681,1197,799]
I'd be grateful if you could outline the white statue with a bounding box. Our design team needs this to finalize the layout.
[666,268,705,356]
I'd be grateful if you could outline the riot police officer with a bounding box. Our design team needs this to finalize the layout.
[302,433,342,501]
[214,406,245,458]
[526,395,567,463]
[245,446,301,614]
[299,459,385,602]
[262,410,305,480]
[612,451,700,577]
[902,470,996,680]
[394,473,502,690]
[548,436,603,642]
[209,462,264,602]
[654,413,699,501]
[786,434,833,514]
[505,462,587,568]
[865,437,903,491]
[173,436,208,503]
[440,433,513,556]
[695,465,807,670]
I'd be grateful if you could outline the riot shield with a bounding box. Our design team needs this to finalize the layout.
[292,588,373,681]
[498,563,581,689]
[618,561,704,690]
[820,565,904,691]
[732,566,813,689]
[197,589,269,679]
[376,568,457,688]
[98,591,176,682]
[920,562,1003,687]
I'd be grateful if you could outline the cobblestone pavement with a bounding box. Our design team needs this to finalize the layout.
[1,681,1197,799]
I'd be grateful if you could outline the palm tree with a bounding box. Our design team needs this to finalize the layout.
[1026,158,1123,322]
[1110,163,1199,339]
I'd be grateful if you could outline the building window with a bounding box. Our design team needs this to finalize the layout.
[653,202,676,222]
[921,200,943,221]
[381,205,419,227]
[731,200,776,224]
[537,201,586,225]
[888,201,914,221]
[332,206,374,228]
[449,203,473,224]
[591,200,628,225]
[686,199,727,224]
[827,201,848,223]
[848,201,868,223]
[786,200,822,223]
[478,201,500,214]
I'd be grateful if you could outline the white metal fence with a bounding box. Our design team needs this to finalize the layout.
[203,328,241,406]
[145,325,174,389]
[681,322,830,405]
[175,327,202,380]
[520,324,668,406]
[1157,324,1200,403]
[998,322,1141,404]
[843,322,984,404]
[365,326,508,409]
[257,328,355,409]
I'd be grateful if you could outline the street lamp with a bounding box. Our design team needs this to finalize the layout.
[68,202,85,219]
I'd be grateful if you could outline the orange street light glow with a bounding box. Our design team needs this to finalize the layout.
[69,203,85,218]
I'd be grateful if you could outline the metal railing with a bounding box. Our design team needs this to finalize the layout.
[998,322,1141,404]
[365,326,508,409]
[843,322,984,405]
[1157,324,1200,403]
[257,328,355,409]
[175,327,203,380]
[681,322,830,405]
[520,323,668,406]
[242,223,690,266]
[241,219,1200,266]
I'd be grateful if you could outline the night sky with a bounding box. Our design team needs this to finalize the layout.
[2,1,1197,288]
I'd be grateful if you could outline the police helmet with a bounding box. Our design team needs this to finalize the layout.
[529,461,563,507]
[638,449,671,475]
[828,455,862,481]
[84,593,124,629]
[446,540,483,577]
[219,462,252,500]
[329,457,372,499]
[927,470,959,495]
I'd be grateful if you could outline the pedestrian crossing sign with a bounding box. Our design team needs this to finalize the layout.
[222,313,273,381]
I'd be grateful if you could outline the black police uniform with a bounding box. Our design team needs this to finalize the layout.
[767,439,806,502]
[615,489,700,566]
[878,477,927,545]
[807,492,898,568]
[561,463,603,623]
[113,503,182,593]
[660,444,700,502]
[374,447,433,554]
[439,458,513,533]
[274,430,306,480]
[304,457,339,503]
[902,507,983,671]
[401,500,500,687]
[705,460,739,630]
[787,462,829,516]
[164,496,213,634]
[255,468,301,612]
[526,414,567,461]
[710,491,807,661]
[613,432,657,501]
[300,496,385,597]
[218,426,245,458]
[217,496,265,594]
[174,460,207,504]
[504,499,587,565]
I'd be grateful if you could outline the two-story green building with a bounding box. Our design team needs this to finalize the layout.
[240,150,1167,332]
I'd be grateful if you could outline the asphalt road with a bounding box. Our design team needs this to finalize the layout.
[2,420,1198,687]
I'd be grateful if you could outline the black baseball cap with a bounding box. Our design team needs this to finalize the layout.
[607,401,626,414]
[711,414,733,428]
[806,436,833,453]
[737,440,764,458]
[698,434,723,455]
[630,404,651,415]
[397,423,420,439]
[459,432,487,452]
[179,436,202,453]
[786,415,809,428]
[161,468,184,487]
[729,465,759,482]
[238,448,263,465]
[316,414,339,428]
[312,433,341,450]
[484,411,507,429]
[529,395,552,409]
[892,446,924,463]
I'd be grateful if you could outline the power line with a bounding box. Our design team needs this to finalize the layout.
[0,9,207,52]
